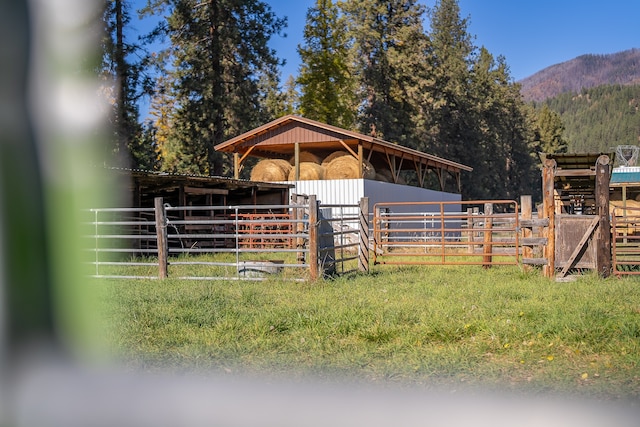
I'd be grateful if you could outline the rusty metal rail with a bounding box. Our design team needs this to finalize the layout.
[372,200,520,267]
[612,206,640,276]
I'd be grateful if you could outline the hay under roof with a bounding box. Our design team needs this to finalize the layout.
[215,115,472,192]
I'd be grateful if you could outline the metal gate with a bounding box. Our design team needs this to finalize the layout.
[372,200,520,267]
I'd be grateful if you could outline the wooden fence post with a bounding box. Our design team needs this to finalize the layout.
[359,197,369,273]
[292,194,304,264]
[466,208,474,254]
[154,197,168,279]
[308,195,319,280]
[542,159,556,278]
[483,202,493,268]
[595,155,611,277]
[521,195,532,269]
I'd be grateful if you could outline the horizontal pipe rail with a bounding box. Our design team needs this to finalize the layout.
[85,197,369,281]
[372,200,520,268]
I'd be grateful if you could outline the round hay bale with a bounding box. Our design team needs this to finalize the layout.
[287,162,325,181]
[250,159,292,182]
[324,156,376,180]
[289,151,321,165]
[375,169,393,182]
[321,150,350,167]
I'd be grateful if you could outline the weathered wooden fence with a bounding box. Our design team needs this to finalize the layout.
[86,196,369,281]
[611,205,640,276]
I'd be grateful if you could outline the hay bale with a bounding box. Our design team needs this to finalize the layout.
[250,159,292,182]
[289,151,321,165]
[287,162,325,181]
[324,156,376,180]
[375,168,394,183]
[321,151,350,167]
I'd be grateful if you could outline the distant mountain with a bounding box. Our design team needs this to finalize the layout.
[519,49,640,102]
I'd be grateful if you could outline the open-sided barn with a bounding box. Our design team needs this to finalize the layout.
[215,115,473,215]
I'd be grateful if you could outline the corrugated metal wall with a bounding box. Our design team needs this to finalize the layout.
[281,179,461,215]
[291,179,364,206]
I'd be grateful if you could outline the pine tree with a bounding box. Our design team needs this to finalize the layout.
[471,48,538,199]
[340,0,431,145]
[148,75,175,170]
[427,0,475,162]
[282,75,300,115]
[534,104,568,154]
[145,0,286,175]
[102,0,154,168]
[297,0,356,128]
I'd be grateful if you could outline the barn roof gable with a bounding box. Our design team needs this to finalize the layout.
[215,115,472,173]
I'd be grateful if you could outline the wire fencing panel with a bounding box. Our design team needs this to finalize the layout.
[163,203,310,281]
[86,207,160,279]
[85,197,369,281]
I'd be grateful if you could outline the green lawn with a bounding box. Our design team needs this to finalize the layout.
[95,264,640,400]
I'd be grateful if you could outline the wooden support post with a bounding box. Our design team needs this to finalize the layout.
[542,159,556,278]
[483,202,493,268]
[358,144,364,179]
[308,195,319,280]
[233,152,240,179]
[359,197,370,273]
[595,155,611,277]
[154,197,168,279]
[521,195,532,269]
[294,142,300,181]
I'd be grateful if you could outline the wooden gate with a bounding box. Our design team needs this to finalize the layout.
[554,215,600,277]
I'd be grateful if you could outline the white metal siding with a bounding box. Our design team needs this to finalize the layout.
[280,179,364,206]
[280,179,460,215]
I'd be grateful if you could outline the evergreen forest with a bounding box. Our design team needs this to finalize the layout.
[539,84,640,159]
[101,0,577,200]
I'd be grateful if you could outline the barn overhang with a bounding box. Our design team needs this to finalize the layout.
[215,115,472,193]
[109,168,293,208]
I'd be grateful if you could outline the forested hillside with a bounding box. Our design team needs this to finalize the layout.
[520,49,640,103]
[540,84,640,155]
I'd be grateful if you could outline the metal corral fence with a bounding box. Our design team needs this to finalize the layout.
[612,205,640,276]
[372,200,521,267]
[86,196,369,281]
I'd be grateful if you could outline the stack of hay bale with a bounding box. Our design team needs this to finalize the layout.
[249,159,292,182]
[322,151,375,180]
[250,150,390,182]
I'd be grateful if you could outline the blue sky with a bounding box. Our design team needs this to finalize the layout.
[265,0,639,82]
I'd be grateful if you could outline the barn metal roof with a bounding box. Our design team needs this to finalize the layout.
[215,115,472,174]
[110,167,293,189]
[611,167,640,185]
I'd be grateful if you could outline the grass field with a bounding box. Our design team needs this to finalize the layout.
[96,264,640,400]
